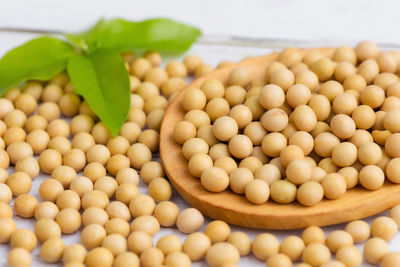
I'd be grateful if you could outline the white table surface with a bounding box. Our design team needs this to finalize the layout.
[1,1,400,266]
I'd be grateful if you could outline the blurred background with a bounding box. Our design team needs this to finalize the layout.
[1,0,399,48]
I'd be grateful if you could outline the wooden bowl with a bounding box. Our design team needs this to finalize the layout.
[160,48,400,229]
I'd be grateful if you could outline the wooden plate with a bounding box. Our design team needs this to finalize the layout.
[160,48,400,229]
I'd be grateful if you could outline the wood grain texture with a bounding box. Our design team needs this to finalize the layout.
[160,48,400,229]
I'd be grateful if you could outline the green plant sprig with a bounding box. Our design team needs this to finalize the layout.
[0,18,201,135]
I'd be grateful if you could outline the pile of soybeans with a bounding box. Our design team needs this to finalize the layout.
[1,41,400,267]
[174,42,400,207]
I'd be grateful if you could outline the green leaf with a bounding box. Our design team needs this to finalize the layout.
[0,36,76,95]
[65,18,201,53]
[67,50,130,136]
[65,18,106,51]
